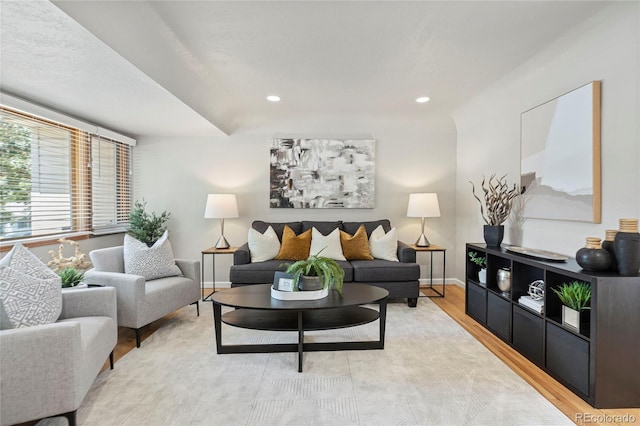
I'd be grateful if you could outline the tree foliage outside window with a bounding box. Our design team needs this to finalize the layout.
[0,121,32,236]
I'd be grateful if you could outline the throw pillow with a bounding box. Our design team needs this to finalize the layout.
[0,244,62,328]
[340,225,374,260]
[369,225,399,262]
[309,227,346,261]
[124,230,182,280]
[248,226,281,262]
[275,226,312,261]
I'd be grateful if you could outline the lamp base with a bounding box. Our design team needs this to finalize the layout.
[415,234,431,247]
[215,235,230,249]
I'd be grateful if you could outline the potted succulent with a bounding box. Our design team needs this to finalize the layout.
[58,267,86,289]
[468,251,487,284]
[128,200,171,247]
[552,280,591,332]
[284,251,345,296]
[470,174,520,246]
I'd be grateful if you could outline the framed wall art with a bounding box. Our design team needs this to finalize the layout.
[520,81,601,223]
[269,137,375,209]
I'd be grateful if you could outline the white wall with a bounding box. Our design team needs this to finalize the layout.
[134,114,458,285]
[452,3,640,280]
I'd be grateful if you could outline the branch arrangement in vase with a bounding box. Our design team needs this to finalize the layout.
[469,174,520,226]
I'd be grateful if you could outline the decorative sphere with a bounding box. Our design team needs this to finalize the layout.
[528,280,545,301]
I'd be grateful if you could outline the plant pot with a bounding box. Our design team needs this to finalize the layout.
[484,225,504,247]
[62,282,88,290]
[298,275,324,291]
[477,268,487,285]
[562,306,580,332]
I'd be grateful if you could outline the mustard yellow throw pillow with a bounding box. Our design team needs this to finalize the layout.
[340,225,374,260]
[275,226,312,260]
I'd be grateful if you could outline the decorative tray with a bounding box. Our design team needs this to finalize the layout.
[506,246,569,261]
[271,286,328,301]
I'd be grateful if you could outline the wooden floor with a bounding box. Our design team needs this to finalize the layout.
[104,285,640,426]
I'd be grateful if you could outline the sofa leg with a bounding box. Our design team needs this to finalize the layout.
[135,328,141,348]
[109,351,114,370]
[193,300,200,316]
[62,410,77,426]
[408,298,418,308]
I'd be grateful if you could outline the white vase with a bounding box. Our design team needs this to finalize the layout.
[478,268,487,285]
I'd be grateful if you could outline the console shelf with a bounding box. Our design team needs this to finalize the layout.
[465,243,640,408]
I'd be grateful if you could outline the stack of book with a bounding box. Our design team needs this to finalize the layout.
[518,295,544,314]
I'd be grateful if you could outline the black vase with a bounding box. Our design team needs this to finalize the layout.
[614,232,640,276]
[484,225,504,247]
[601,239,617,272]
[576,247,611,272]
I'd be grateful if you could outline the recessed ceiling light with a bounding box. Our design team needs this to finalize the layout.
[416,97,430,103]
[266,95,281,102]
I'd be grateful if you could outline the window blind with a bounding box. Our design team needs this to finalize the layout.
[0,106,132,241]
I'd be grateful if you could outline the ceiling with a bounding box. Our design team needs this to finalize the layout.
[1,1,611,138]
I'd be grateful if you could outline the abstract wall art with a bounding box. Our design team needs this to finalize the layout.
[270,138,375,208]
[520,81,601,223]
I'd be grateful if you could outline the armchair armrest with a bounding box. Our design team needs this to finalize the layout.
[83,269,145,328]
[0,322,81,424]
[397,241,416,263]
[234,242,251,265]
[59,286,117,321]
[175,259,200,284]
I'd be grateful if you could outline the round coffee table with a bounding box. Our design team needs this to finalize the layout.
[212,283,389,372]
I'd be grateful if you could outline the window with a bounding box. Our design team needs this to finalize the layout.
[0,106,132,242]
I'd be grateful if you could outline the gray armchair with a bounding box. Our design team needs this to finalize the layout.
[84,246,200,347]
[0,287,117,426]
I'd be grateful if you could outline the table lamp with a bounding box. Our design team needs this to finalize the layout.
[204,194,239,249]
[407,193,440,247]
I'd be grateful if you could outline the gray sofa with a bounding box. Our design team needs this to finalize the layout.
[0,287,117,426]
[230,220,420,307]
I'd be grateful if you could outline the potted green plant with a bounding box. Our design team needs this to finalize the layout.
[552,280,591,332]
[468,251,487,284]
[469,174,520,246]
[58,267,86,289]
[128,200,171,246]
[284,251,345,296]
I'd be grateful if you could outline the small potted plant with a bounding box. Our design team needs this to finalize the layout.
[469,174,520,246]
[468,251,487,284]
[58,267,86,289]
[284,251,345,296]
[128,200,171,247]
[552,280,591,332]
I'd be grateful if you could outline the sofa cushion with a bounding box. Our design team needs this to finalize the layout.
[230,260,289,284]
[309,227,346,261]
[301,221,342,235]
[248,226,281,262]
[350,259,419,282]
[369,226,399,262]
[252,221,302,241]
[275,226,312,260]
[124,231,182,280]
[0,244,62,328]
[340,225,374,260]
[343,220,391,237]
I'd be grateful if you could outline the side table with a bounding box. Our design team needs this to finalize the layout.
[201,246,237,301]
[410,244,446,297]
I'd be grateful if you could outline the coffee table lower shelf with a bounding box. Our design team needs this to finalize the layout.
[213,305,386,372]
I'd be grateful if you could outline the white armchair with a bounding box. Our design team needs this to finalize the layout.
[84,246,200,347]
[0,287,117,426]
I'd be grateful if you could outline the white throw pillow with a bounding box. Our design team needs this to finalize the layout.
[248,226,281,262]
[0,244,62,328]
[309,227,346,261]
[124,230,182,280]
[369,225,399,262]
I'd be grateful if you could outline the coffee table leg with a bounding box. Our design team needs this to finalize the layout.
[213,302,222,353]
[379,298,387,348]
[298,311,304,372]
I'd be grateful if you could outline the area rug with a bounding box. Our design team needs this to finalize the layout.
[71,297,571,425]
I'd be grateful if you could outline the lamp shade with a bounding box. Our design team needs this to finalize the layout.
[204,194,239,219]
[407,193,440,218]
